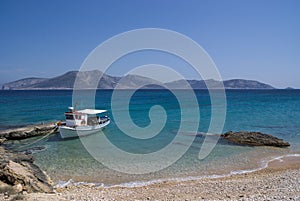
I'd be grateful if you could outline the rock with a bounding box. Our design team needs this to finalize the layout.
[0,122,58,140]
[0,138,6,144]
[2,160,53,193]
[13,183,23,193]
[221,131,290,147]
[22,146,46,155]
[0,180,15,194]
[0,147,34,164]
[0,147,53,193]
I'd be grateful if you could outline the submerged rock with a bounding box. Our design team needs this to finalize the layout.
[0,147,53,194]
[221,131,290,147]
[23,146,47,155]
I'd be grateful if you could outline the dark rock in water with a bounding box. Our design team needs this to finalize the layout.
[0,122,58,141]
[221,131,290,147]
[0,147,53,194]
[23,146,46,155]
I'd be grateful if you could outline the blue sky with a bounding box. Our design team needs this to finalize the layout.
[0,0,299,88]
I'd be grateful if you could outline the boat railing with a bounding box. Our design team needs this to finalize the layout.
[99,116,110,124]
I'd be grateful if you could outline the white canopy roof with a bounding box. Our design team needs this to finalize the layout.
[76,109,107,115]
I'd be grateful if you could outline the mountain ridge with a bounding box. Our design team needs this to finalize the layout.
[1,70,275,90]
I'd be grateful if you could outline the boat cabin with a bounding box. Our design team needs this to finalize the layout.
[65,107,108,127]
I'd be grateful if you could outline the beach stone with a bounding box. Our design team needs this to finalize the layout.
[0,147,53,193]
[0,138,6,144]
[221,131,290,147]
[12,183,23,193]
[0,180,15,194]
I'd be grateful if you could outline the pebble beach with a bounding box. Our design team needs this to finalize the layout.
[21,154,300,201]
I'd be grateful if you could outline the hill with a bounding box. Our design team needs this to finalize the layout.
[2,70,275,90]
[1,77,48,90]
[165,79,274,89]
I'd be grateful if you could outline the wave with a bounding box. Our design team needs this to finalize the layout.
[54,179,104,188]
[53,153,300,189]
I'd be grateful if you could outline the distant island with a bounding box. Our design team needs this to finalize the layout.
[1,70,275,90]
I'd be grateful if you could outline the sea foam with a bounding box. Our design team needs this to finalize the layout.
[53,153,300,189]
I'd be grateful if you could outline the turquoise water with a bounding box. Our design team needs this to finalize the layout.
[1,89,300,186]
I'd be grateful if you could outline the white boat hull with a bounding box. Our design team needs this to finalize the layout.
[59,120,110,139]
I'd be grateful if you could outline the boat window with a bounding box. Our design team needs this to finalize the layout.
[66,114,74,120]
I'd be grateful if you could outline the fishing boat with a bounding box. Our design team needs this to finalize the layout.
[58,107,110,139]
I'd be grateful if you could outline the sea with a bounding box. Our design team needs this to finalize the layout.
[0,89,300,187]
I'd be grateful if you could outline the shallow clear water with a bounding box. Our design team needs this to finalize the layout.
[1,89,300,186]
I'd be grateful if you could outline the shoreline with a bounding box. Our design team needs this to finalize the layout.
[0,123,298,200]
[52,153,300,189]
[23,154,300,200]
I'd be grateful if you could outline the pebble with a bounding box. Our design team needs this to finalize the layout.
[13,183,23,193]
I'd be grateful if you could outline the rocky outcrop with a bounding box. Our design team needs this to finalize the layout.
[0,123,56,196]
[0,147,53,194]
[0,122,58,142]
[221,131,290,147]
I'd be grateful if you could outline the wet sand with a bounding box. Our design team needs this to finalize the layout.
[20,154,300,201]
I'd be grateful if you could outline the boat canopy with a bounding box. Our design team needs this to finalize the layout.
[76,109,107,115]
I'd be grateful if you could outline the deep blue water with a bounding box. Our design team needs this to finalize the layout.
[0,89,299,185]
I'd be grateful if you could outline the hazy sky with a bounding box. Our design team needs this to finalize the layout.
[0,0,299,88]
